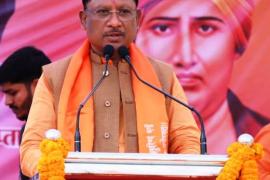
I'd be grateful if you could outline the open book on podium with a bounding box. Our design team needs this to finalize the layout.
[65,152,227,180]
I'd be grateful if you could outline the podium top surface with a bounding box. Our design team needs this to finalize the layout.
[66,152,227,165]
[65,152,227,179]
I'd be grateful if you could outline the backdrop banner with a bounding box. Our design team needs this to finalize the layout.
[0,0,269,178]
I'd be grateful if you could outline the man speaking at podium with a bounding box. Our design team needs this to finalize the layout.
[20,0,200,177]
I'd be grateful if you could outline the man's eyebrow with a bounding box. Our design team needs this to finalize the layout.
[2,90,10,94]
[148,17,179,22]
[2,89,14,93]
[147,16,224,23]
[194,16,224,23]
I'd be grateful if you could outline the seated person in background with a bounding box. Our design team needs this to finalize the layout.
[0,46,51,180]
[20,0,200,177]
[136,0,269,154]
[255,123,270,179]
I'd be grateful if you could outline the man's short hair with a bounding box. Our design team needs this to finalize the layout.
[0,46,51,84]
[82,0,139,10]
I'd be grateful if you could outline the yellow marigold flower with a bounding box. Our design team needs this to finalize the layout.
[48,176,65,180]
[217,137,264,180]
[252,143,264,159]
[38,134,70,180]
[243,160,258,168]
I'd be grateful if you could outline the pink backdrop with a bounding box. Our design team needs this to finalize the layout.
[1,0,270,178]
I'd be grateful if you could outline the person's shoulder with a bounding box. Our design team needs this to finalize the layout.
[42,55,72,82]
[228,90,270,135]
[148,56,174,72]
[43,55,72,70]
[257,123,270,137]
[147,56,176,92]
[255,123,270,148]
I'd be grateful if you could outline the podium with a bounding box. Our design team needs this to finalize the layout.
[65,152,227,180]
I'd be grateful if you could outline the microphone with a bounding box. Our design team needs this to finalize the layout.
[74,45,114,152]
[118,46,207,154]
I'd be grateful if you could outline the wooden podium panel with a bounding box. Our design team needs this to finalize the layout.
[65,152,227,180]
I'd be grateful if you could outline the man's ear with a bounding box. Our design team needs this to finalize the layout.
[79,11,87,30]
[136,9,143,32]
[30,79,39,94]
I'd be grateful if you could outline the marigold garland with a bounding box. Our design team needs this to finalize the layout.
[37,133,70,180]
[217,139,264,180]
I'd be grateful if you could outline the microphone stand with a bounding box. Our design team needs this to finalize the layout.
[74,60,109,152]
[123,55,207,154]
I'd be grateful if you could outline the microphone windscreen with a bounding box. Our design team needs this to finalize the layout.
[118,46,129,59]
[103,45,114,59]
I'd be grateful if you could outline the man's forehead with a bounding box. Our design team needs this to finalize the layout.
[88,0,136,8]
[0,82,25,91]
